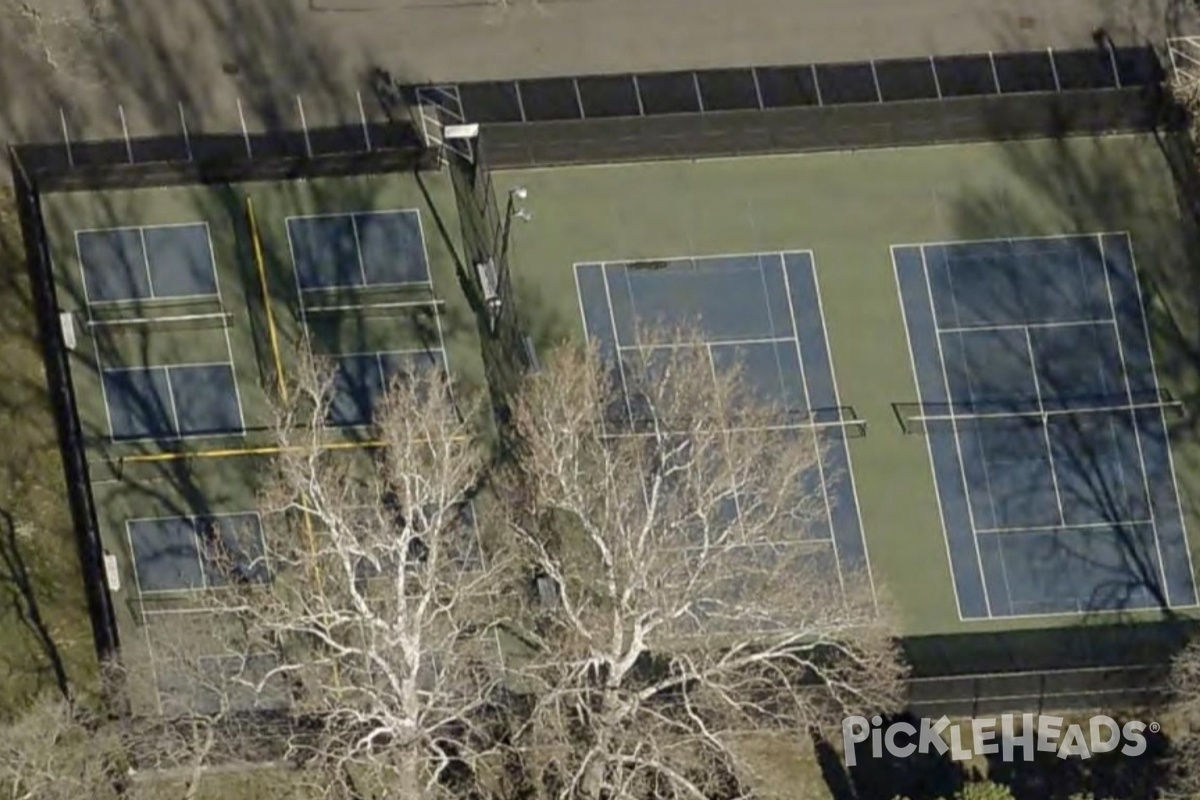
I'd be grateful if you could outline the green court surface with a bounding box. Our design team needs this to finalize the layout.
[493,133,1200,636]
[37,171,485,711]
[35,130,1200,713]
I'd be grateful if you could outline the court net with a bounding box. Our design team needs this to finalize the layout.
[894,391,1185,435]
[604,404,868,438]
[86,310,233,331]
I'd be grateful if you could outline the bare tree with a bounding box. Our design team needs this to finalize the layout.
[499,335,907,799]
[0,693,126,800]
[189,349,510,800]
[1165,639,1200,799]
[120,614,294,800]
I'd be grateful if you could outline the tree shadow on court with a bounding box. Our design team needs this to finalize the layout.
[919,46,1200,625]
[928,37,1200,800]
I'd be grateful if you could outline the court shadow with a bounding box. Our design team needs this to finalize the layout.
[809,718,969,800]
[914,42,1200,623]
[0,506,72,701]
[983,718,1170,800]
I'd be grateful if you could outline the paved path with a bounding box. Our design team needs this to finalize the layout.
[2,0,1197,150]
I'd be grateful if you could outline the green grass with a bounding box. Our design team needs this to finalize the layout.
[0,191,97,717]
[492,134,1200,638]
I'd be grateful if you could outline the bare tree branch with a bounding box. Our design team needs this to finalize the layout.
[185,348,510,799]
[499,333,907,799]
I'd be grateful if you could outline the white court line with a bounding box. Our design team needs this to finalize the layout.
[1099,235,1169,602]
[92,333,117,439]
[1025,328,1067,528]
[138,228,156,298]
[572,263,598,341]
[889,231,1130,251]
[184,220,220,299]
[909,400,1182,424]
[807,253,878,605]
[284,212,312,352]
[88,312,231,328]
[410,210,435,288]
[936,318,1117,336]
[304,299,444,314]
[161,365,184,436]
[102,359,234,374]
[920,245,993,619]
[426,277,460,413]
[1120,234,1196,604]
[892,245,964,620]
[970,596,1199,623]
[75,221,219,236]
[600,263,635,424]
[780,258,845,594]
[123,520,164,715]
[197,220,248,441]
[701,340,747,545]
[349,213,369,287]
[973,523,1016,616]
[938,251,1009,544]
[324,346,445,361]
[617,335,796,351]
[73,228,97,310]
[217,318,249,439]
[581,248,798,271]
[284,208,419,225]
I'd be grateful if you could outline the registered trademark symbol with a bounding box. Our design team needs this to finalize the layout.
[1150,722,1161,734]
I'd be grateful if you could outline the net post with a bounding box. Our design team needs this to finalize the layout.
[296,94,313,159]
[356,90,373,151]
[178,101,193,161]
[118,104,133,164]
[236,97,252,159]
[59,107,75,168]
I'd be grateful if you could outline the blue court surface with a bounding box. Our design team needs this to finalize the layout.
[101,363,245,441]
[328,349,446,427]
[76,223,219,304]
[575,251,871,586]
[127,513,267,593]
[287,210,430,291]
[894,233,1197,618]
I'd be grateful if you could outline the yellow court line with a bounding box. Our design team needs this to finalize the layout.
[118,440,387,465]
[247,196,288,403]
[116,433,468,466]
[299,509,341,688]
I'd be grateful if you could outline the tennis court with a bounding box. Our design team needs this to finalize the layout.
[492,132,1200,637]
[894,233,1197,618]
[287,208,450,429]
[38,170,481,713]
[575,251,872,594]
[73,221,247,443]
